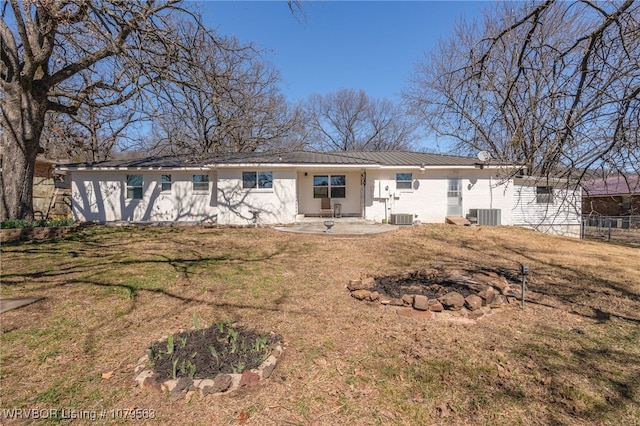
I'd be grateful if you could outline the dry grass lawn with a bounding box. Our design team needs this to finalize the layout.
[1,224,639,425]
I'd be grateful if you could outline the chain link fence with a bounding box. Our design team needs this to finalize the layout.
[582,215,640,246]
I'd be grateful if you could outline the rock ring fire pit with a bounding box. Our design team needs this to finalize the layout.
[348,264,522,322]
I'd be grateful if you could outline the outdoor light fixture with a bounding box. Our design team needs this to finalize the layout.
[520,264,529,308]
[420,163,426,171]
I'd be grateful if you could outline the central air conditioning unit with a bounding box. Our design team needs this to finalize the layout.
[390,213,414,225]
[468,209,501,226]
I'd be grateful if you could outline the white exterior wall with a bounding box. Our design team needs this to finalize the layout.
[71,170,218,222]
[297,170,363,216]
[69,165,582,235]
[216,169,297,225]
[71,169,296,225]
[513,180,582,237]
[364,169,514,224]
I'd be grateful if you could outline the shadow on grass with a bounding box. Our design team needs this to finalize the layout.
[510,324,640,424]
[418,227,640,325]
[1,227,287,285]
[1,225,309,325]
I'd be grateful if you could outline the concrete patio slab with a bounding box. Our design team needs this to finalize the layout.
[275,220,399,235]
[0,297,44,314]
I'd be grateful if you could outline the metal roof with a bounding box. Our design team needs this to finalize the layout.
[582,174,640,196]
[59,150,491,170]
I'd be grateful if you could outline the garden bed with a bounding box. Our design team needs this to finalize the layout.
[134,321,283,400]
[0,221,90,243]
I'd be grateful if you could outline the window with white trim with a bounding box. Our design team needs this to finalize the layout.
[536,186,554,204]
[242,171,273,189]
[313,175,346,198]
[330,175,346,198]
[192,174,209,192]
[161,174,172,192]
[126,175,143,199]
[396,173,413,190]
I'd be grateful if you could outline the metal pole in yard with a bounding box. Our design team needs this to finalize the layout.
[520,264,529,308]
[608,219,612,242]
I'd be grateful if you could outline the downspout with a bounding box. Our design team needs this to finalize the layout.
[361,170,366,219]
[490,175,493,209]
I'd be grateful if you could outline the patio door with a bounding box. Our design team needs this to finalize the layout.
[447,179,462,216]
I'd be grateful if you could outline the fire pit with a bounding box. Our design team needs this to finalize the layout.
[347,264,522,322]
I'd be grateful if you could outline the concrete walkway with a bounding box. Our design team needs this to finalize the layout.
[0,297,44,314]
[275,218,399,235]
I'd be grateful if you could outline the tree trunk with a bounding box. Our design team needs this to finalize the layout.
[0,83,46,221]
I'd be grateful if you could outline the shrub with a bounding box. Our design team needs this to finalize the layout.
[0,218,74,229]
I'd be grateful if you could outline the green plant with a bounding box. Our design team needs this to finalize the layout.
[166,335,174,355]
[227,327,239,344]
[216,320,226,334]
[0,219,32,229]
[186,360,196,378]
[180,336,187,348]
[172,359,179,379]
[0,218,74,229]
[252,336,269,354]
[231,361,245,374]
[207,345,219,363]
[124,287,136,300]
[192,313,201,330]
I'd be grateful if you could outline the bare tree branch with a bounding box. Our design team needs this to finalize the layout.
[406,0,640,182]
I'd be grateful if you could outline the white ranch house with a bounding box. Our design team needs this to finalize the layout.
[58,151,582,237]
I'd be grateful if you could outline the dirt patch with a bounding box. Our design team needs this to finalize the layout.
[149,322,280,381]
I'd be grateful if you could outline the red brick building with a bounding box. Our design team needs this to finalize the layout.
[582,174,640,216]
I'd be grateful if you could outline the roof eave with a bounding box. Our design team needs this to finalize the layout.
[58,166,211,172]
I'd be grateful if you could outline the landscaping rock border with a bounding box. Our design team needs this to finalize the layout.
[133,337,283,400]
[348,266,522,323]
[0,222,94,243]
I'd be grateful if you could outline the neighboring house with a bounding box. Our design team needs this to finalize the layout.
[57,151,582,236]
[582,174,640,217]
[512,176,582,238]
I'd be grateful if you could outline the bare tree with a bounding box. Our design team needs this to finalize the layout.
[303,88,418,152]
[41,70,142,162]
[405,0,640,181]
[0,0,200,220]
[147,27,303,155]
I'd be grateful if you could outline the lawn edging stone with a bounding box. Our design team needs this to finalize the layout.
[348,267,521,323]
[133,340,284,400]
[0,221,94,243]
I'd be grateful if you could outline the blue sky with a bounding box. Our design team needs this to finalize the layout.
[198,1,490,103]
